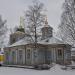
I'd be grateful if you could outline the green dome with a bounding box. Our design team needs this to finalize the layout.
[16,27,25,33]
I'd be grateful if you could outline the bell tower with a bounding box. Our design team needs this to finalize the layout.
[41,16,53,40]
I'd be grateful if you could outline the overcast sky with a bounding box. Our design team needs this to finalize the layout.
[0,0,64,31]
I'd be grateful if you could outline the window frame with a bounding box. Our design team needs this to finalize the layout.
[26,48,31,59]
[57,48,63,58]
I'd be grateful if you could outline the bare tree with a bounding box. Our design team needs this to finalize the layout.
[0,15,7,47]
[58,0,75,45]
[25,0,46,63]
[25,0,45,42]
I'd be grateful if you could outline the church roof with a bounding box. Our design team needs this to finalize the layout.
[8,36,68,47]
[8,35,33,47]
[38,37,67,45]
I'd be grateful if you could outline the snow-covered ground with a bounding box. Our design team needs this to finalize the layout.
[0,64,75,75]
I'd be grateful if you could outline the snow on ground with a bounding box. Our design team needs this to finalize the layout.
[0,64,75,75]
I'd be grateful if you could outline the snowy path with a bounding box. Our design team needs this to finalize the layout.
[0,65,75,75]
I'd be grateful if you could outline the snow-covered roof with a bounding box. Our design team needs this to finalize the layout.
[38,37,67,45]
[8,36,68,47]
[8,36,33,47]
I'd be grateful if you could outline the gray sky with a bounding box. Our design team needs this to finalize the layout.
[0,0,64,31]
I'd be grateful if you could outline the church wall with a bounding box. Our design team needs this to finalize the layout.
[47,44,71,65]
[37,47,46,64]
[16,46,26,65]
[64,45,71,65]
[4,47,10,64]
[25,45,39,66]
[4,47,17,65]
[4,45,35,66]
[3,44,71,66]
[4,45,26,65]
[9,48,17,65]
[47,45,64,64]
[25,44,47,65]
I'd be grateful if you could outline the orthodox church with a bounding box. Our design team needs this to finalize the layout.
[4,17,71,66]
